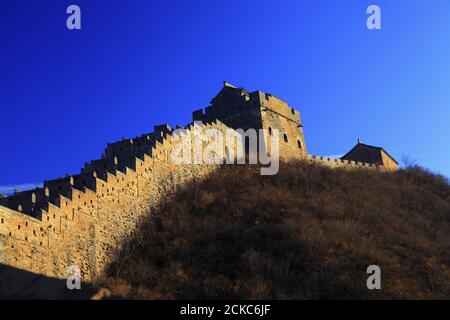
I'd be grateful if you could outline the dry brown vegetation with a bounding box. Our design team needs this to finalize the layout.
[99,161,450,299]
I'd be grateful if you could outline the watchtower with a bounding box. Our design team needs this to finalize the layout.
[192,82,307,159]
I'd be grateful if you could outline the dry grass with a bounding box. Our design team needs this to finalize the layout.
[99,161,450,299]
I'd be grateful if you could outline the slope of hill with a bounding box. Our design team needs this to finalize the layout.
[99,161,450,299]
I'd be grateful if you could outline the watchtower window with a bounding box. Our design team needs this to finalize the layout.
[291,108,295,115]
[284,134,288,143]
[268,127,273,136]
[1,218,4,224]
[297,140,302,148]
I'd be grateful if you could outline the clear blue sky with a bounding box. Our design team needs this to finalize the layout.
[1,0,449,192]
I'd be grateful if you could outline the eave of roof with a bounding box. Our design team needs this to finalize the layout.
[341,143,399,164]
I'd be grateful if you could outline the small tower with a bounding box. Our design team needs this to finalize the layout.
[192,82,307,159]
[341,142,398,171]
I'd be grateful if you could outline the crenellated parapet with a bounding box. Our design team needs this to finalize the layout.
[0,83,397,281]
[0,120,233,280]
[307,155,383,170]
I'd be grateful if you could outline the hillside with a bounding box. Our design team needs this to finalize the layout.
[99,160,450,299]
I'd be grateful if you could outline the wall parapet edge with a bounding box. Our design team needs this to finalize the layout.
[307,154,382,170]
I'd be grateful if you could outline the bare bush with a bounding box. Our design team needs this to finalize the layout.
[401,154,418,169]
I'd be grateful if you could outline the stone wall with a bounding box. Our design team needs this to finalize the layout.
[307,155,384,170]
[0,84,396,282]
[260,93,307,160]
[0,120,231,281]
[380,151,398,171]
[193,86,307,161]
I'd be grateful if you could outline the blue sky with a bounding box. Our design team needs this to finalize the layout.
[0,0,449,192]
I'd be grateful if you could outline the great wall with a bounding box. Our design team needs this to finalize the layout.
[0,83,398,281]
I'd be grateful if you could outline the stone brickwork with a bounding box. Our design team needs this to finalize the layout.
[0,83,397,281]
[260,93,307,160]
[0,120,232,280]
[307,155,384,170]
[193,82,307,160]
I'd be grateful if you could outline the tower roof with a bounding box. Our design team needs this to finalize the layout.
[210,81,249,105]
[341,142,398,165]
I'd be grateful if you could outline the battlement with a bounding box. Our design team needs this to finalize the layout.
[307,155,382,170]
[0,119,237,279]
[0,83,397,280]
[192,85,301,129]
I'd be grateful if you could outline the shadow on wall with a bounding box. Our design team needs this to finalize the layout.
[0,263,117,300]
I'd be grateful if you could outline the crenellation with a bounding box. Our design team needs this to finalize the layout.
[43,176,78,203]
[306,154,389,171]
[0,83,397,281]
[72,172,98,192]
[154,123,173,135]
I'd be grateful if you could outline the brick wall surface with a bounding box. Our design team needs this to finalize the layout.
[0,85,395,281]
